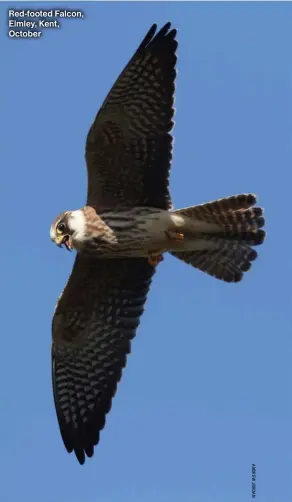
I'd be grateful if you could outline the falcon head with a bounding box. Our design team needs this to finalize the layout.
[50,210,86,251]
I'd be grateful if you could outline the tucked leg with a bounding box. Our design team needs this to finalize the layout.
[148,253,164,267]
[166,230,184,243]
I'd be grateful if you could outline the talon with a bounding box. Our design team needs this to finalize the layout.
[167,231,184,243]
[148,254,164,267]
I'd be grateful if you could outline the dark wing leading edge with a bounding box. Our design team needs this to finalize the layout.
[52,256,154,464]
[85,23,177,210]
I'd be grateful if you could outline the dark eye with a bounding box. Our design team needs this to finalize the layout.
[57,222,65,233]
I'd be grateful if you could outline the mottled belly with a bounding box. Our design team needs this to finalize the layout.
[81,209,171,258]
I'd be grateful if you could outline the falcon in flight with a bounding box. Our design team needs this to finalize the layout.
[50,22,265,464]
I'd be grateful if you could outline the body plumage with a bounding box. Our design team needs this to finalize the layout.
[51,198,264,265]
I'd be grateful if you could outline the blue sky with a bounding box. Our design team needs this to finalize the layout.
[1,1,291,501]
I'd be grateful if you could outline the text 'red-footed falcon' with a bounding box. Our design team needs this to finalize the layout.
[50,23,266,464]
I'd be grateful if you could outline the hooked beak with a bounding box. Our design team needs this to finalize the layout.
[55,235,72,252]
[63,236,72,252]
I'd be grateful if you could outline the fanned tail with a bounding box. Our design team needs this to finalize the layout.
[171,194,266,282]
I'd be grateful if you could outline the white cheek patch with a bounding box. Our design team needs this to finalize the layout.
[69,210,86,242]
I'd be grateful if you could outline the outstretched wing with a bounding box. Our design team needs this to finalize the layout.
[85,23,177,210]
[52,256,154,464]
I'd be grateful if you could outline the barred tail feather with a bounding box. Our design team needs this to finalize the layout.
[171,238,258,282]
[174,193,265,241]
[171,194,266,282]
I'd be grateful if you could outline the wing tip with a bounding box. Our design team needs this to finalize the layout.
[139,22,177,51]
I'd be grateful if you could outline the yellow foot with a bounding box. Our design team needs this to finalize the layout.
[148,254,164,267]
[166,230,184,243]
